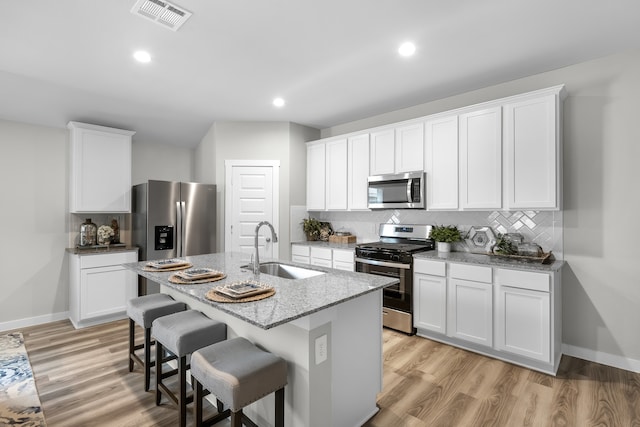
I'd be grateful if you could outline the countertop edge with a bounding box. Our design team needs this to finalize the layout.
[413,251,565,272]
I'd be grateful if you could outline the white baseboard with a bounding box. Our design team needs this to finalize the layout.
[0,311,69,333]
[562,343,640,373]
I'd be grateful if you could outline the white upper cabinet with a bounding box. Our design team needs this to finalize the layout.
[348,134,370,210]
[395,123,424,173]
[425,115,459,210]
[459,107,502,210]
[68,121,135,213]
[504,89,562,210]
[325,138,348,210]
[369,128,395,175]
[306,142,326,210]
[370,124,424,176]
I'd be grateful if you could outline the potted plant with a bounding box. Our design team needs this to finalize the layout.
[301,217,323,241]
[429,225,461,253]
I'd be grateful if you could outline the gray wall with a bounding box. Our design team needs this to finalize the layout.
[0,119,195,329]
[321,50,640,368]
[196,121,318,260]
[0,120,68,327]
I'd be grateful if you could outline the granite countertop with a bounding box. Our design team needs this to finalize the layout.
[124,252,397,330]
[414,250,565,272]
[66,245,139,255]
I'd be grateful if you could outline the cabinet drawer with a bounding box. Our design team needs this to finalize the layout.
[80,251,137,269]
[449,263,492,283]
[292,255,310,265]
[291,245,310,257]
[310,247,332,260]
[310,258,332,268]
[414,259,445,276]
[332,249,354,263]
[496,268,549,292]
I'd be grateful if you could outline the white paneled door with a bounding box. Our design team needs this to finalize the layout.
[225,161,280,259]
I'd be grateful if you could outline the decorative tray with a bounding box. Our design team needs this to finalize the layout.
[146,259,191,269]
[489,251,555,264]
[175,268,224,281]
[214,280,273,299]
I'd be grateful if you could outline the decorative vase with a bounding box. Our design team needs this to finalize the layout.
[79,218,97,247]
[437,242,451,253]
[306,232,318,241]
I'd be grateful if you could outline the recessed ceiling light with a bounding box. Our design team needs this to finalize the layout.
[133,50,152,63]
[398,42,416,57]
[273,97,285,107]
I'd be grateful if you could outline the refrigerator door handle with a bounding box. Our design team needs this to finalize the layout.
[176,201,183,257]
[180,201,186,257]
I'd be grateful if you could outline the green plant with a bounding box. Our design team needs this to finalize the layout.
[493,234,518,255]
[301,217,323,240]
[429,225,462,243]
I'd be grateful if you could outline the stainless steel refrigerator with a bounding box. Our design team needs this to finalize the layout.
[132,180,216,294]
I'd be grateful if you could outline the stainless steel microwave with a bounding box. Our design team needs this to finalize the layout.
[367,171,426,209]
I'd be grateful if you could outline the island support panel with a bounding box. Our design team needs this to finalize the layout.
[162,286,383,427]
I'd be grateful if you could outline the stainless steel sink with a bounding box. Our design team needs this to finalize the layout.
[242,262,326,279]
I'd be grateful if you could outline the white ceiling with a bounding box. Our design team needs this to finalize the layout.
[2,0,640,148]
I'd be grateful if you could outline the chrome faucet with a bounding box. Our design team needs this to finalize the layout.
[253,221,278,274]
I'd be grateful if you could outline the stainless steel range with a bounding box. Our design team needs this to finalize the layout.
[355,224,434,334]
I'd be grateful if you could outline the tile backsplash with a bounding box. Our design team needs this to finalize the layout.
[313,209,563,259]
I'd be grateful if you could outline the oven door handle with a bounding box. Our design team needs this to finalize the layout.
[355,257,411,270]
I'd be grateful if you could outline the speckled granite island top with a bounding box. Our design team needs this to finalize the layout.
[124,252,398,330]
[414,250,565,272]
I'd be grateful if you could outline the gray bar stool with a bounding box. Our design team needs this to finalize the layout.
[127,294,186,391]
[152,310,227,427]
[191,337,288,427]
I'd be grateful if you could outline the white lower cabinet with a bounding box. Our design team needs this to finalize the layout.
[310,247,332,268]
[448,263,493,347]
[332,248,354,271]
[70,251,138,329]
[495,268,551,362]
[291,244,310,264]
[413,258,561,375]
[291,244,354,271]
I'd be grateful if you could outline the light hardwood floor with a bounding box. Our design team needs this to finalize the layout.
[12,319,640,426]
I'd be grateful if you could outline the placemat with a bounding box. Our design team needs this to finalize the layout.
[168,273,226,284]
[205,287,275,303]
[143,263,193,272]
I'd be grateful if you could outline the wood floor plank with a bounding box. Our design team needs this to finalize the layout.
[6,319,640,427]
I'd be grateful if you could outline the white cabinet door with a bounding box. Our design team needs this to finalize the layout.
[291,244,311,264]
[496,285,550,362]
[306,142,326,210]
[348,134,370,210]
[414,273,447,334]
[369,128,395,175]
[505,93,559,209]
[325,138,348,210]
[310,246,332,267]
[425,115,459,210]
[395,123,424,173]
[448,278,493,346]
[80,265,137,319]
[332,248,354,271]
[459,107,502,209]
[68,122,134,213]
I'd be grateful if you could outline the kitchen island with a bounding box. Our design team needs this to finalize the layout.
[125,252,398,427]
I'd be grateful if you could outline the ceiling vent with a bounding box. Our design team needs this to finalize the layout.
[131,0,192,31]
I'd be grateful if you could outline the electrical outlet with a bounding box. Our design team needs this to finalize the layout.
[315,334,327,365]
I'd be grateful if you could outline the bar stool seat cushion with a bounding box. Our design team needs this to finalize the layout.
[191,337,288,411]
[127,294,186,328]
[152,310,226,357]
